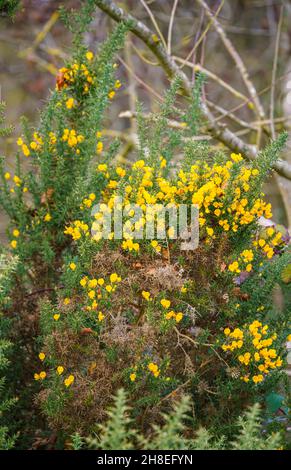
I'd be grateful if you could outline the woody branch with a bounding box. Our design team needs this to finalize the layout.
[93,0,291,181]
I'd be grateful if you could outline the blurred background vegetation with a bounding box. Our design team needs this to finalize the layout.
[1,0,291,237]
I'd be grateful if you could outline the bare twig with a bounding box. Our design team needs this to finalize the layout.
[180,0,225,67]
[140,0,167,49]
[118,56,163,101]
[196,0,265,120]
[119,110,211,140]
[93,0,291,180]
[270,5,284,139]
[174,327,230,368]
[167,0,179,55]
[207,101,258,132]
[174,56,250,103]
[124,40,138,136]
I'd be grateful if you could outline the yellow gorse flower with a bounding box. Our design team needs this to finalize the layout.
[222,321,283,384]
[66,97,75,109]
[57,366,64,375]
[64,374,75,387]
[38,352,45,361]
[148,362,160,378]
[142,291,151,301]
[63,153,282,266]
[160,299,171,309]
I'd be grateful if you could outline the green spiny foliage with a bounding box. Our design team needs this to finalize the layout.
[0,251,18,304]
[0,102,13,137]
[0,22,128,285]
[84,389,282,450]
[71,431,84,450]
[0,0,20,17]
[0,252,18,449]
[231,403,282,450]
[88,389,135,450]
[183,72,205,136]
[251,132,288,197]
[141,395,191,450]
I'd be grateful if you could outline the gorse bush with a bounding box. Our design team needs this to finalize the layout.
[0,103,18,450]
[0,251,18,450]
[0,2,290,449]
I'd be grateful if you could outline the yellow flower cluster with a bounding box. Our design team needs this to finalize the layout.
[61,128,84,150]
[56,53,95,94]
[34,371,46,381]
[121,238,140,252]
[55,53,121,101]
[108,79,122,100]
[49,131,57,145]
[164,310,183,323]
[80,272,121,313]
[80,193,96,209]
[141,294,184,323]
[147,362,160,378]
[161,298,171,309]
[92,158,174,252]
[228,249,254,273]
[34,351,46,381]
[17,132,43,157]
[253,227,283,259]
[160,298,183,323]
[228,227,284,273]
[4,173,28,198]
[16,137,30,157]
[97,163,109,175]
[222,327,244,351]
[39,352,45,361]
[129,360,169,383]
[57,366,64,375]
[130,361,161,381]
[64,220,89,240]
[10,228,20,250]
[34,347,74,388]
[222,321,283,384]
[63,149,281,271]
[64,374,75,387]
[67,153,275,254]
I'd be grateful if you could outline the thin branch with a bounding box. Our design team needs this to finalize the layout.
[139,0,167,49]
[270,5,284,139]
[196,0,265,120]
[179,0,224,68]
[93,0,291,180]
[174,327,230,368]
[167,0,179,55]
[174,56,250,103]
[131,41,159,65]
[124,39,138,136]
[119,110,211,139]
[118,56,163,101]
[207,101,258,132]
